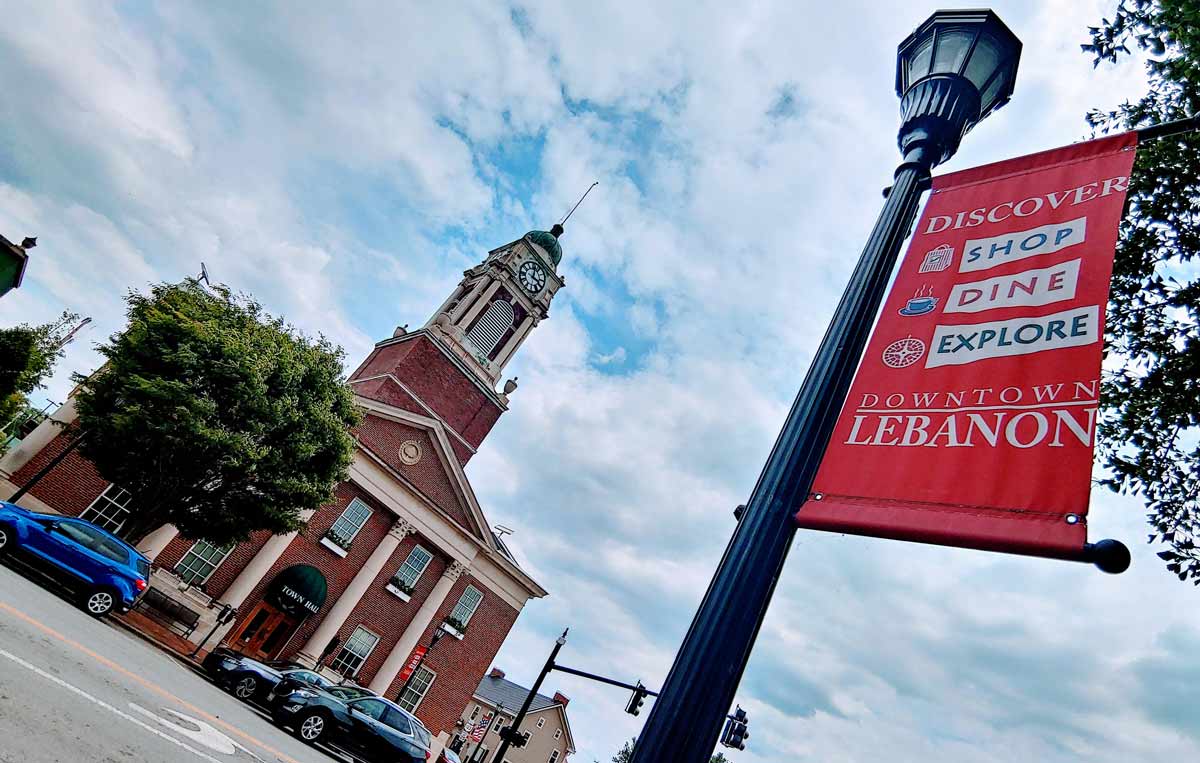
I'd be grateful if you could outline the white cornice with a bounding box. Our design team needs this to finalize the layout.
[348,424,547,605]
[350,375,478,455]
[355,395,491,542]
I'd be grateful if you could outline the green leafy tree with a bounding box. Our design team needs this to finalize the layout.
[73,280,361,544]
[0,311,78,448]
[1083,1,1200,581]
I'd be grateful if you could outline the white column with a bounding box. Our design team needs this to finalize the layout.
[220,509,315,608]
[455,280,502,330]
[493,315,536,369]
[136,524,179,561]
[296,518,415,666]
[368,560,467,694]
[448,277,489,321]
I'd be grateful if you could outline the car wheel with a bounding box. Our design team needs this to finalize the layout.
[84,588,117,617]
[295,710,327,743]
[0,525,9,554]
[234,675,259,700]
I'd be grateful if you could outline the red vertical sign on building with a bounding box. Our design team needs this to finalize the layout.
[796,133,1138,560]
[396,645,428,685]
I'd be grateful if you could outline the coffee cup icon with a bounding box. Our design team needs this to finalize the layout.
[899,293,937,316]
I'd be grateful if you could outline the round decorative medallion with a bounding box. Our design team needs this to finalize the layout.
[881,337,926,369]
[399,440,422,465]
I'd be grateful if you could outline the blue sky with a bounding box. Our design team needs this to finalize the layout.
[2,1,1199,761]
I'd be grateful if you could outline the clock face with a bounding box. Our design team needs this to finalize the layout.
[518,260,547,294]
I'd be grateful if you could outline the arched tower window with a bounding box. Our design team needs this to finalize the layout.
[465,299,515,356]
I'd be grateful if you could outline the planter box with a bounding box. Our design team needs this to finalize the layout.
[319,536,349,557]
[385,584,412,602]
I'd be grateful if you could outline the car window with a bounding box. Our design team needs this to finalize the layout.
[349,699,388,721]
[331,686,369,700]
[411,721,432,749]
[55,521,95,546]
[94,537,130,564]
[136,559,151,578]
[383,708,413,735]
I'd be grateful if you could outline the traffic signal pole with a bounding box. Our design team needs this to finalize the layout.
[490,630,567,763]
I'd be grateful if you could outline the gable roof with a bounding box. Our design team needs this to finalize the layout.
[475,674,558,713]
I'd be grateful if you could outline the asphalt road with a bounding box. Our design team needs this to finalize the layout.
[0,558,344,763]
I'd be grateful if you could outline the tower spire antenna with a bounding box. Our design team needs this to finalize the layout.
[556,181,599,229]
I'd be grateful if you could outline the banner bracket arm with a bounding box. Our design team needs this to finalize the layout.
[1135,112,1200,142]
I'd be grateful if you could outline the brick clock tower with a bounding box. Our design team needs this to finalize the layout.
[0,224,575,758]
[349,225,566,464]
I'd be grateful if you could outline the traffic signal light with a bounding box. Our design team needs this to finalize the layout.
[720,706,749,750]
[625,682,649,716]
[498,727,530,748]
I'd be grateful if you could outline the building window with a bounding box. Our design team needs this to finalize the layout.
[492,714,506,732]
[175,541,233,585]
[536,717,545,729]
[81,485,133,533]
[549,751,560,763]
[325,497,372,550]
[447,585,484,632]
[397,665,435,712]
[465,300,515,356]
[554,729,562,740]
[469,704,480,721]
[390,545,433,594]
[329,626,379,677]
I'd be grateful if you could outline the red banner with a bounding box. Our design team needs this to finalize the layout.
[396,645,428,685]
[795,133,1138,560]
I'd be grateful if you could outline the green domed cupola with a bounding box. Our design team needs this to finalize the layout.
[525,223,564,267]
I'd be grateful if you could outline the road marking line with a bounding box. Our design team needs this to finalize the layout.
[0,600,306,763]
[0,647,227,763]
[130,703,264,760]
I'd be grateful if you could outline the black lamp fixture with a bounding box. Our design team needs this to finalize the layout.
[896,9,1022,167]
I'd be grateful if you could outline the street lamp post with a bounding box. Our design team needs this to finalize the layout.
[395,624,447,700]
[628,11,1021,763]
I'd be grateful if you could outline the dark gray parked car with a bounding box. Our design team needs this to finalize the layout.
[270,685,432,762]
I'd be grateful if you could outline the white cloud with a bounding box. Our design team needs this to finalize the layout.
[3,2,1195,762]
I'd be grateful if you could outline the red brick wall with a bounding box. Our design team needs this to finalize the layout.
[153,529,275,599]
[386,576,520,736]
[335,532,450,682]
[350,336,503,461]
[199,478,524,737]
[214,482,398,655]
[354,416,478,536]
[10,428,108,517]
[352,376,429,420]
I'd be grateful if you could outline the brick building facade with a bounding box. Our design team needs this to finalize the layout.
[0,226,571,758]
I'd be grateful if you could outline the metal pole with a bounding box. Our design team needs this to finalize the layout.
[490,629,567,763]
[1135,111,1200,141]
[628,145,934,763]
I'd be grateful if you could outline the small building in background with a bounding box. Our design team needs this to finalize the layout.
[453,667,575,763]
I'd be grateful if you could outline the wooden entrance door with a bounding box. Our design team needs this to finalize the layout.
[232,601,299,661]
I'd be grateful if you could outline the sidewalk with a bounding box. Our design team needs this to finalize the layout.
[110,607,214,672]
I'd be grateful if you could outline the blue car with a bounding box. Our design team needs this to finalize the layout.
[0,501,150,617]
